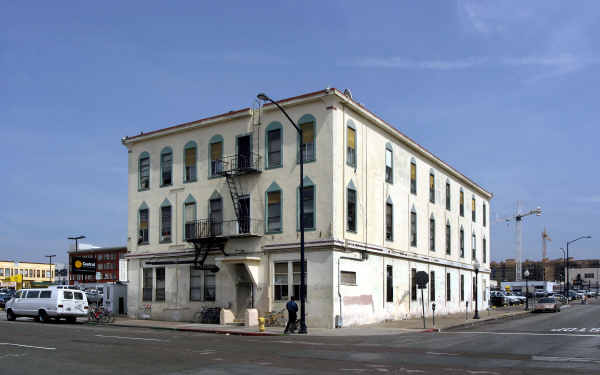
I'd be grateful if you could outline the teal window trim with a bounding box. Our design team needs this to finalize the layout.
[296,176,316,231]
[265,122,283,170]
[138,202,149,245]
[183,194,197,240]
[159,199,172,244]
[346,120,357,168]
[265,182,283,234]
[236,132,254,155]
[183,141,198,183]
[160,147,173,188]
[297,114,316,164]
[138,151,150,191]
[208,135,224,179]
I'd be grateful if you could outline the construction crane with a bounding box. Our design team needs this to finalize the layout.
[541,228,551,281]
[498,202,542,281]
[542,228,551,260]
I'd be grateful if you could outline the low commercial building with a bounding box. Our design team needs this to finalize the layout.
[122,88,492,328]
[501,281,555,294]
[0,260,55,288]
[567,267,600,289]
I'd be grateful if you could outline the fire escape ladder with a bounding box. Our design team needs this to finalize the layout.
[224,171,243,223]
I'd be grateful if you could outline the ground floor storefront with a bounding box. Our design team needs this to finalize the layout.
[126,242,489,328]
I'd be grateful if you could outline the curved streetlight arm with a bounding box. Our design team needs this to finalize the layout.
[258,94,301,134]
[567,235,592,246]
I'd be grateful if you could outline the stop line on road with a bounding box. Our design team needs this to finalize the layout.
[551,328,600,333]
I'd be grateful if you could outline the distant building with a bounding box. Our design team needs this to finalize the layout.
[492,258,600,285]
[68,246,126,286]
[0,260,56,288]
[567,266,600,289]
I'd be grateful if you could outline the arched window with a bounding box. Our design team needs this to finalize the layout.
[138,202,149,245]
[410,158,417,195]
[459,226,465,258]
[138,152,150,190]
[183,194,197,240]
[347,180,357,232]
[429,169,435,203]
[209,135,224,177]
[410,207,417,247]
[429,214,435,251]
[347,120,356,168]
[385,197,393,241]
[385,143,393,183]
[459,188,465,217]
[445,220,451,255]
[298,114,316,163]
[160,147,173,187]
[298,176,315,231]
[266,182,282,233]
[160,199,172,243]
[209,191,223,236]
[265,122,283,169]
[183,141,197,183]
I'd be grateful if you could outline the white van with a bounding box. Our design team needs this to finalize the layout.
[5,288,89,323]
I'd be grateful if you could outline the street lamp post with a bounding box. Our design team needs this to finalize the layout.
[68,235,86,253]
[565,236,592,300]
[524,269,530,310]
[559,247,566,296]
[45,254,56,282]
[473,259,480,319]
[257,93,307,334]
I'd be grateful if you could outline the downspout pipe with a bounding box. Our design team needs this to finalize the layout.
[336,251,368,328]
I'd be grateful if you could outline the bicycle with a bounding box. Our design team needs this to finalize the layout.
[263,309,287,327]
[88,305,114,324]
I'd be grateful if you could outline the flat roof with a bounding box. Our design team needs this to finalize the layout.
[122,88,492,198]
[0,261,56,266]
[68,246,126,255]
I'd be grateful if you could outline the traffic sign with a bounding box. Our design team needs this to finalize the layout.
[416,271,429,289]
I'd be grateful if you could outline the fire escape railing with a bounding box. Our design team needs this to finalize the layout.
[185,218,263,240]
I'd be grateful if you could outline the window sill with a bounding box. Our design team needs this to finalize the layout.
[265,230,283,235]
[340,283,357,286]
[346,229,357,234]
[296,228,316,232]
[183,179,197,184]
[138,242,149,246]
[160,184,172,188]
[159,240,172,244]
[138,188,150,192]
[265,164,283,170]
[297,159,316,165]
[346,162,356,168]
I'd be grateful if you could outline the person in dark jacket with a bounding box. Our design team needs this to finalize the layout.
[284,296,298,334]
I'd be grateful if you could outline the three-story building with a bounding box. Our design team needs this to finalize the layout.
[122,88,492,328]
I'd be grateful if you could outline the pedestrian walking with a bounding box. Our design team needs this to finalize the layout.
[284,296,298,334]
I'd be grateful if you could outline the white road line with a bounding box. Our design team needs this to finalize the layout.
[441,331,600,338]
[0,343,56,350]
[532,355,600,364]
[94,334,166,342]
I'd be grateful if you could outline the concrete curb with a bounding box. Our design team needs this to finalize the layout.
[438,311,531,331]
[110,322,282,337]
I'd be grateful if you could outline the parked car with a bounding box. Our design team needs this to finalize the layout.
[0,293,12,308]
[534,297,561,313]
[505,292,526,304]
[490,291,509,307]
[5,288,89,323]
[554,294,568,304]
[85,289,103,304]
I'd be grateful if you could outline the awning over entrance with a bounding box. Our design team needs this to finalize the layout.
[215,256,261,285]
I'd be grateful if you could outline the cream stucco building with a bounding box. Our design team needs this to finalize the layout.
[122,88,492,328]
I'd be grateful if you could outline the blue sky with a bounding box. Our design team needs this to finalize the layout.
[1,1,598,263]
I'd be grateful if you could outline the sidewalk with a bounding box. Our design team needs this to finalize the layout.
[110,305,532,336]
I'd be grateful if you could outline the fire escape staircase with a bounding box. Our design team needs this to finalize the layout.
[186,153,262,268]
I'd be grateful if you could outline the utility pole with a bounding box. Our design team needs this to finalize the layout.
[45,254,56,282]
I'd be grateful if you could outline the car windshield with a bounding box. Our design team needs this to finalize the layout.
[538,298,555,303]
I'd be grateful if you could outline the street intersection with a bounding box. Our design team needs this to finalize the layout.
[1,302,599,374]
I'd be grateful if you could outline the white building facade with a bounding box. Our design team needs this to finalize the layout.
[122,88,492,328]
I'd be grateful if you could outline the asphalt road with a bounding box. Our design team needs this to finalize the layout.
[1,303,600,374]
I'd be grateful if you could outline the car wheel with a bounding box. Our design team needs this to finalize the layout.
[38,310,49,323]
[66,317,76,324]
[6,309,16,321]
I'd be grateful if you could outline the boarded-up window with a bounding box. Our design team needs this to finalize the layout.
[300,121,315,162]
[410,162,417,194]
[210,141,223,176]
